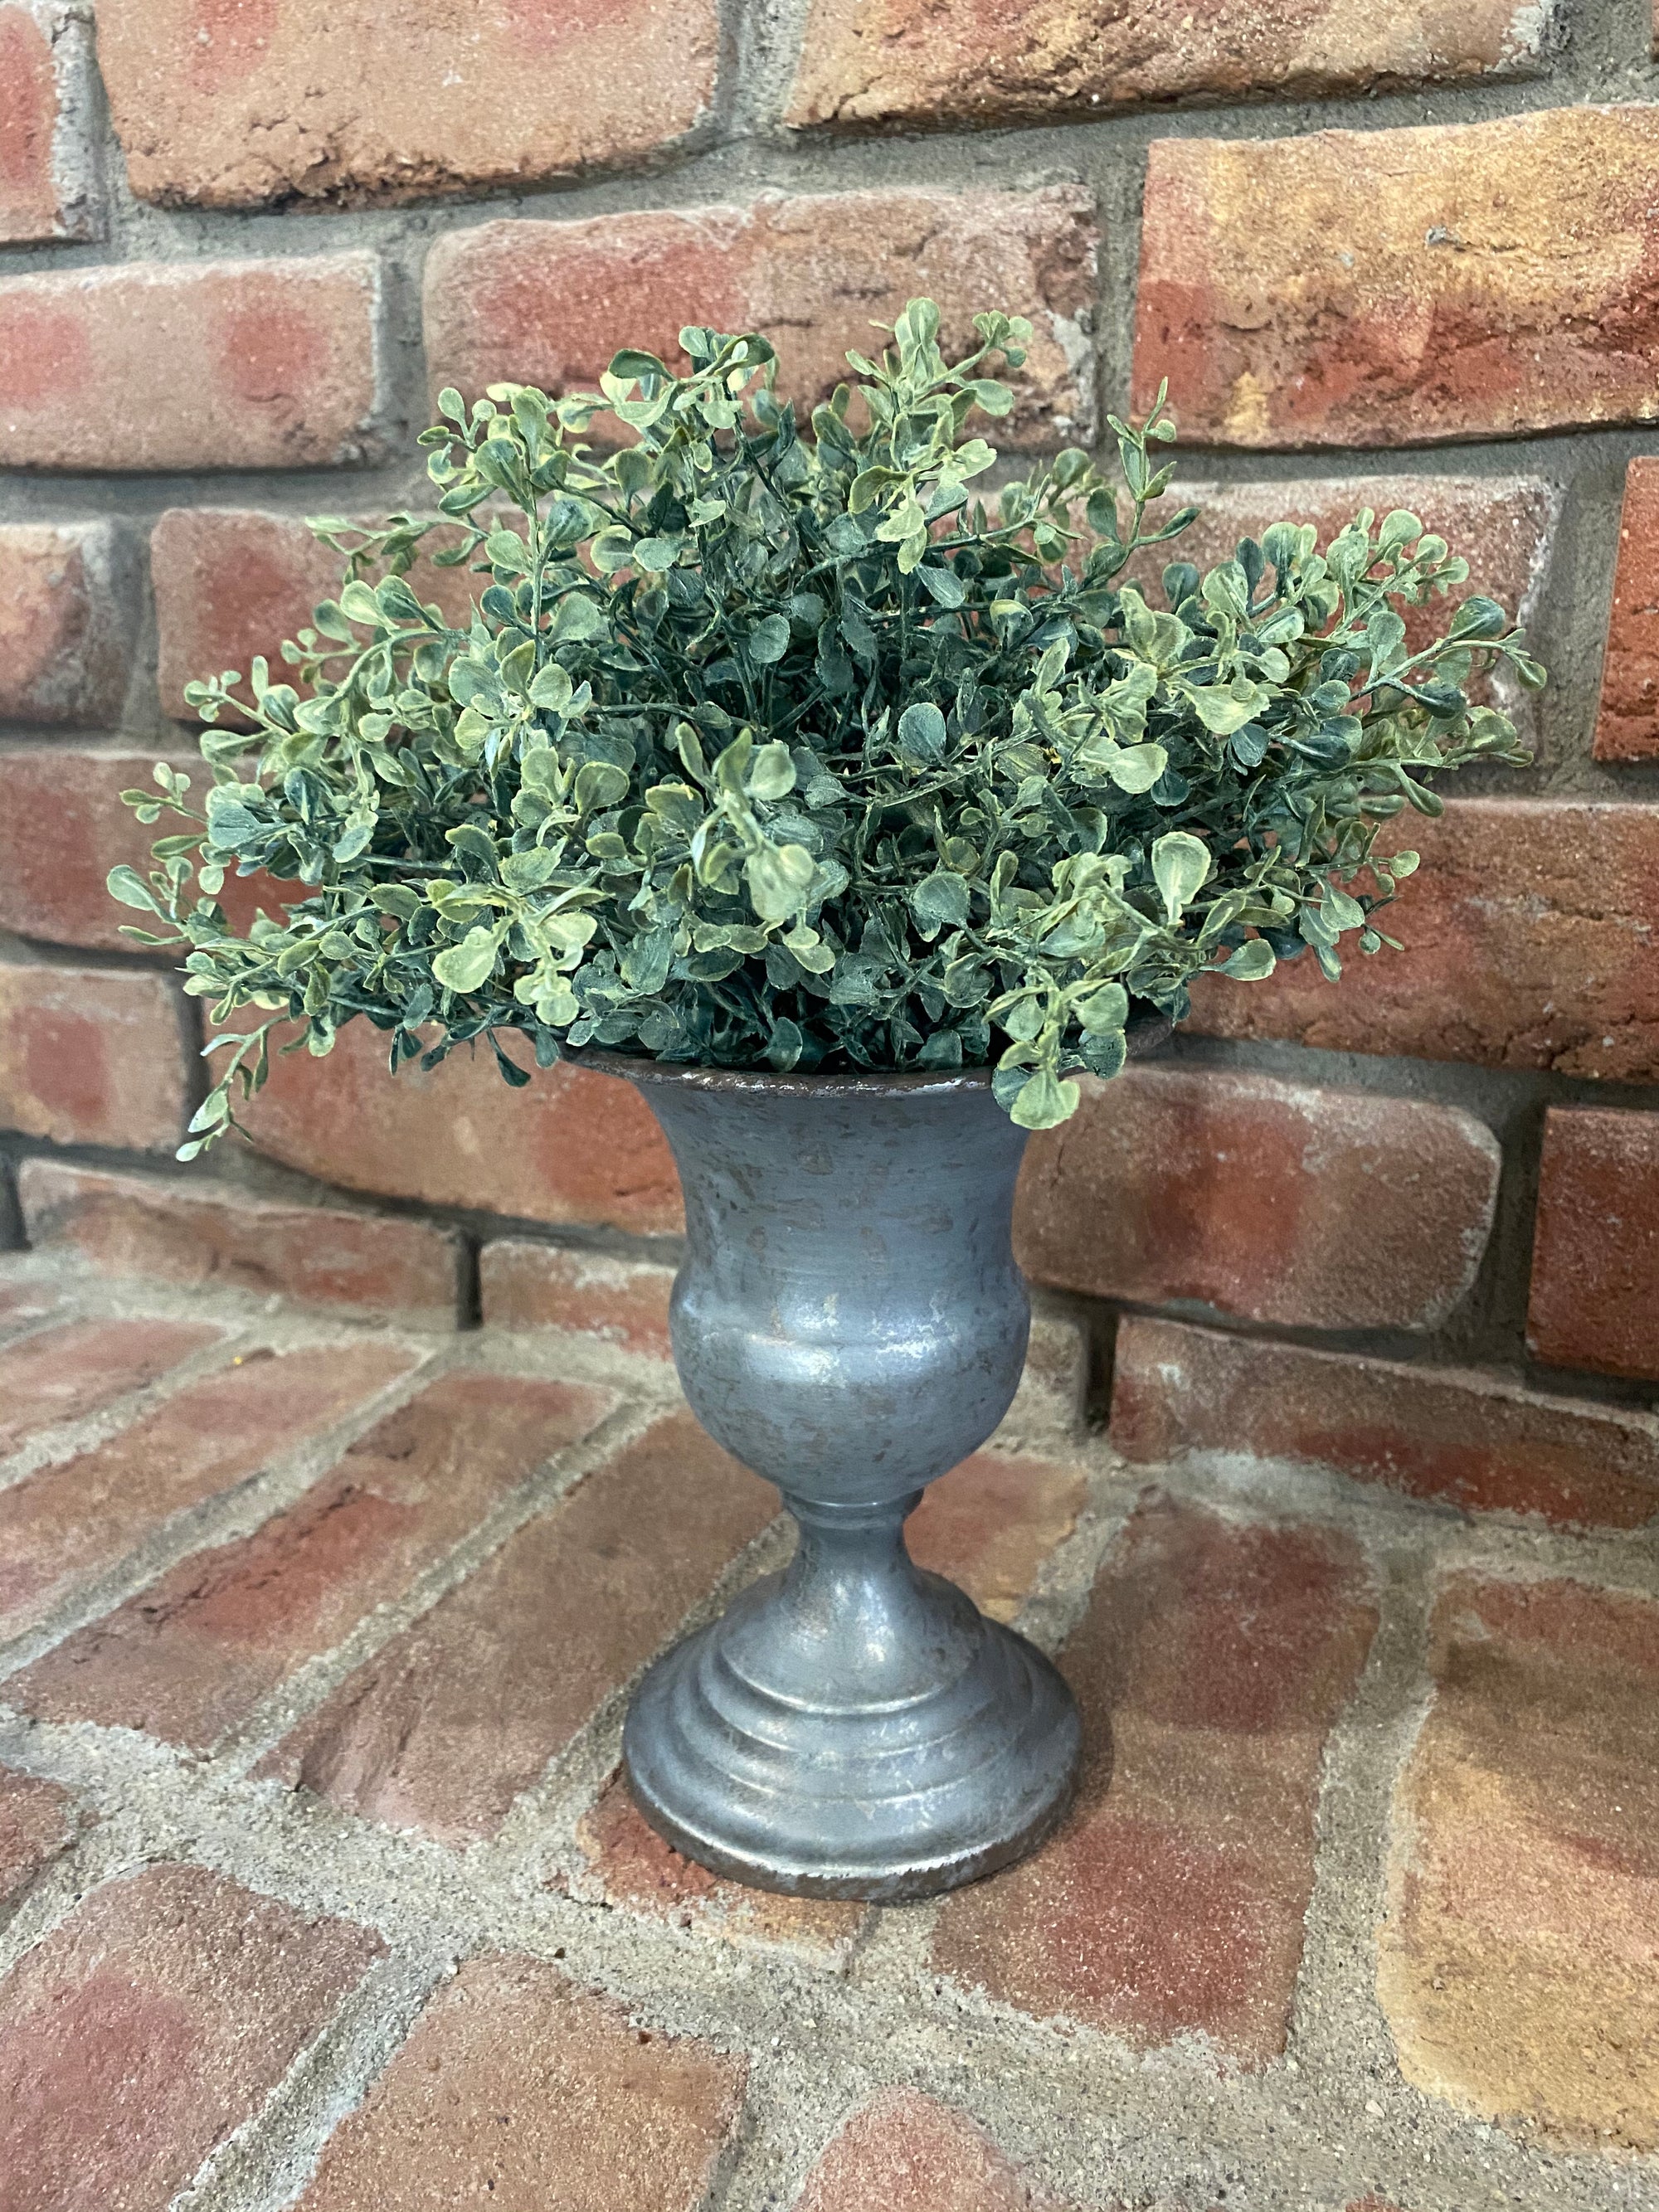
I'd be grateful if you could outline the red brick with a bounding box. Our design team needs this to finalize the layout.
[0,255,382,471]
[1133,107,1659,448]
[0,1768,79,1911]
[1185,800,1659,1084]
[260,1409,773,1843]
[1379,1576,1659,2147]
[295,1952,742,2212]
[0,3,99,243]
[0,960,189,1151]
[1527,1106,1659,1382]
[425,188,1097,450]
[786,0,1548,134]
[0,746,289,950]
[0,1339,417,1640]
[1593,456,1659,761]
[236,1013,683,1234]
[1112,1315,1659,1529]
[13,1373,610,1743]
[572,1772,866,1957]
[0,1862,382,2212]
[0,524,134,723]
[1139,475,1554,734]
[99,0,715,211]
[18,1159,465,1322]
[1016,1067,1499,1333]
[0,1315,216,1458]
[795,2088,1073,2212]
[151,507,484,725]
[932,1494,1376,2062]
[479,1239,674,1354]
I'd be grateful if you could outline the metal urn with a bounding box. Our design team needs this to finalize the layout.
[576,1040,1154,1902]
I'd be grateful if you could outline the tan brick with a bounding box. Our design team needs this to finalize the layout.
[573,1772,867,1959]
[0,523,134,723]
[425,188,1097,449]
[1527,1107,1659,1382]
[0,1863,382,2212]
[1112,1315,1659,1529]
[0,1767,80,1912]
[18,1159,465,1323]
[1134,107,1659,448]
[0,960,189,1151]
[0,1339,417,1640]
[479,1238,675,1354]
[98,0,715,211]
[0,255,382,470]
[786,0,1550,134]
[0,1315,216,1458]
[1139,475,1554,737]
[260,1410,773,1842]
[795,2088,1075,2212]
[933,1494,1376,2062]
[13,1373,610,1744]
[0,2,100,243]
[236,1012,684,1234]
[1594,455,1659,761]
[295,1952,743,2212]
[0,747,292,948]
[1185,800,1659,1085]
[1379,1576,1659,2147]
[151,507,483,724]
[1017,1067,1499,1333]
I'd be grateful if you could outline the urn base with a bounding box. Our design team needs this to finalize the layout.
[621,1558,1081,1903]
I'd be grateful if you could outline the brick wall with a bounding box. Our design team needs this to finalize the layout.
[4,0,1659,1503]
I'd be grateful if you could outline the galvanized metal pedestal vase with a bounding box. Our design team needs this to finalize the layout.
[574,1038,1155,1902]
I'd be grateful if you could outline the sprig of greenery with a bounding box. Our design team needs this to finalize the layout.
[112,299,1541,1155]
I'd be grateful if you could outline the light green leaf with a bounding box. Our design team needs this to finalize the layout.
[432,926,502,994]
[1008,1069,1080,1130]
[1217,937,1277,980]
[1151,830,1211,924]
[746,842,815,922]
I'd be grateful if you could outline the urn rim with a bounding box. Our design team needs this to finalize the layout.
[562,1009,1172,1097]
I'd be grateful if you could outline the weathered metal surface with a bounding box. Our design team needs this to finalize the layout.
[581,1052,1085,1900]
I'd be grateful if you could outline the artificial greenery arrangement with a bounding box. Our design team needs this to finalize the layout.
[113,300,1542,1154]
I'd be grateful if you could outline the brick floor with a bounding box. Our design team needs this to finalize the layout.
[0,1260,1650,2211]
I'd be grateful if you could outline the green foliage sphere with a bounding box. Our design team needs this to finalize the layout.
[112,300,1542,1154]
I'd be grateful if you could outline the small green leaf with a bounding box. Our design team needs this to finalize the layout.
[1217,937,1277,980]
[1151,830,1211,924]
[432,926,502,993]
[1008,1069,1080,1130]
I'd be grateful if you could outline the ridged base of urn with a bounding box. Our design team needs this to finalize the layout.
[620,1568,1082,1902]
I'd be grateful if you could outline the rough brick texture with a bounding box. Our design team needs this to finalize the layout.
[795,2089,1072,2212]
[0,524,134,724]
[0,1339,416,1640]
[1185,800,1659,1084]
[1134,106,1659,447]
[260,1410,773,1841]
[424,188,1097,448]
[1379,1576,1659,2148]
[1112,1315,1659,1529]
[0,2,100,242]
[0,746,288,950]
[1138,475,1554,732]
[0,1863,382,2212]
[18,1159,465,1322]
[1593,456,1659,761]
[236,1015,684,1233]
[0,961,189,1151]
[0,254,381,470]
[295,1953,744,2212]
[479,1239,675,1354]
[786,0,1550,134]
[13,1373,609,1744]
[933,1494,1376,2062]
[98,0,715,211]
[151,507,482,723]
[0,1767,79,1910]
[1527,1107,1659,1382]
[1014,1067,1500,1332]
[0,1315,216,1458]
